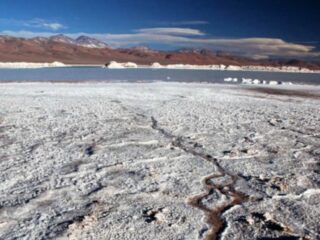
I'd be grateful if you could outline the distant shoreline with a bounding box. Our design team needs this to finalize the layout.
[1,61,320,74]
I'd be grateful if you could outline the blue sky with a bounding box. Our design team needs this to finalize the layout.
[0,0,319,59]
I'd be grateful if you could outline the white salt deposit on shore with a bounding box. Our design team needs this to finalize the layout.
[0,60,318,73]
[105,61,138,68]
[225,65,242,71]
[147,63,320,73]
[232,78,294,85]
[269,80,280,85]
[122,62,138,68]
[151,62,164,68]
[0,82,319,240]
[224,77,238,82]
[147,62,320,73]
[0,61,65,69]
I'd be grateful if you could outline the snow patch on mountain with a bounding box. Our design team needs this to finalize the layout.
[49,34,109,48]
[75,36,109,48]
[49,34,76,45]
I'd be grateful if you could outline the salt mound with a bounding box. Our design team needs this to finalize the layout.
[224,77,233,82]
[252,79,261,84]
[105,61,125,69]
[51,61,65,67]
[241,78,289,85]
[105,61,137,69]
[269,81,280,85]
[220,64,226,70]
[224,77,238,82]
[123,62,138,68]
[242,78,253,84]
[167,64,188,69]
[226,65,242,71]
[151,62,163,68]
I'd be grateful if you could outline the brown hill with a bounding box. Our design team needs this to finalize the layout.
[0,35,320,70]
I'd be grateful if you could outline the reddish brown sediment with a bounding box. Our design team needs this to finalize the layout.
[187,172,249,240]
[151,117,249,240]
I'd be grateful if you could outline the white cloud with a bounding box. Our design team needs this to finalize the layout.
[157,20,209,26]
[0,18,66,31]
[24,19,66,31]
[136,28,205,36]
[1,28,319,59]
[45,23,65,31]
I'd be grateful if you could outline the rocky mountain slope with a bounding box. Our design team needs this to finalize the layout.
[0,34,320,69]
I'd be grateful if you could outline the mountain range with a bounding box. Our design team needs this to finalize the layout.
[0,34,320,70]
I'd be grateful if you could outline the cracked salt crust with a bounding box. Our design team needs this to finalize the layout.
[0,82,319,240]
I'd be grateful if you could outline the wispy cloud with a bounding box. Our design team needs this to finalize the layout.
[136,28,205,36]
[0,18,66,31]
[157,20,209,26]
[1,28,319,59]
[25,19,66,31]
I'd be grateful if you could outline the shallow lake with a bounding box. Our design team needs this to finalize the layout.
[0,67,320,85]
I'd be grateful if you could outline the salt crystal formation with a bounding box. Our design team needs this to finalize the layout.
[0,82,319,240]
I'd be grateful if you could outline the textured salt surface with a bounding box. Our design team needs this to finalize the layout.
[0,83,319,240]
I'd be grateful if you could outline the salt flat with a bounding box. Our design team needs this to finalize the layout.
[0,82,319,240]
